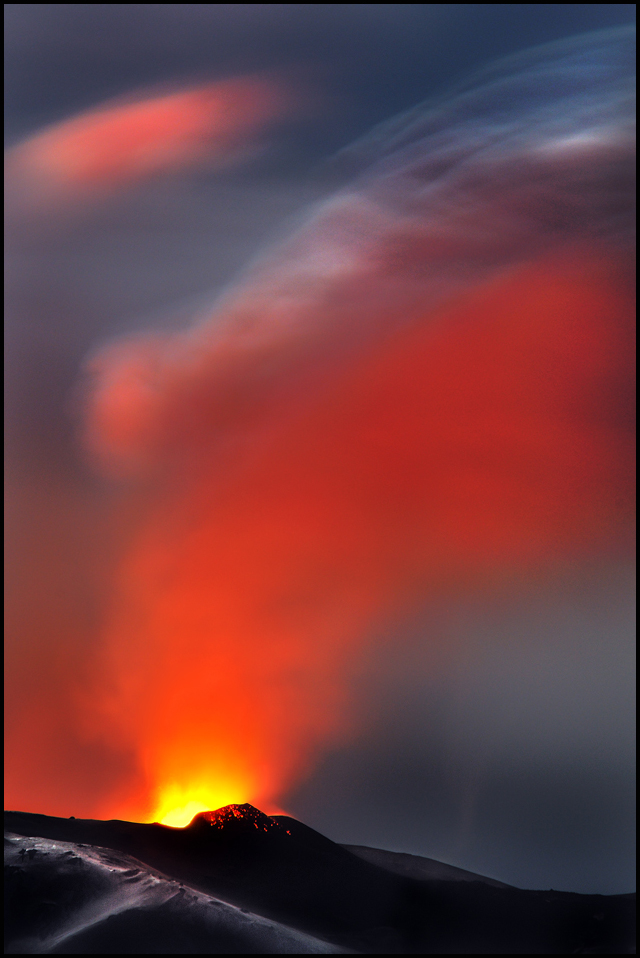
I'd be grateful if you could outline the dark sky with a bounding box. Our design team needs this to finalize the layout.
[4,4,637,143]
[5,4,636,894]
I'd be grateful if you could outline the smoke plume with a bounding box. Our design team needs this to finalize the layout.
[9,28,635,827]
[75,29,635,825]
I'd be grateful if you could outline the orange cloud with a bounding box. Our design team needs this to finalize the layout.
[82,243,634,825]
[6,29,633,825]
[75,28,634,824]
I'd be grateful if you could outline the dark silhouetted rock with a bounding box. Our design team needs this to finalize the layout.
[5,807,636,954]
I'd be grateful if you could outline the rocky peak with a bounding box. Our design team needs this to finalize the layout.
[188,803,291,835]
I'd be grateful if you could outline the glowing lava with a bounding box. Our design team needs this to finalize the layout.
[152,779,253,827]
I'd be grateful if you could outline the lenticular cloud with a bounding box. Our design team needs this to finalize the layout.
[81,28,635,824]
[5,74,294,207]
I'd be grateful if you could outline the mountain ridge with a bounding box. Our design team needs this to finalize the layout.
[5,806,636,954]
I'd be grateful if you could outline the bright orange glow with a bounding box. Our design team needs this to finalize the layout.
[160,804,212,828]
[153,780,250,827]
[6,75,294,198]
[83,245,634,822]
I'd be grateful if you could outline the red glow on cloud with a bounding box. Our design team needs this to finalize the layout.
[5,31,634,825]
[6,76,294,199]
[83,245,634,824]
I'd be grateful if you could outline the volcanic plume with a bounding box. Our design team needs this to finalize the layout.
[71,28,636,826]
[6,27,636,829]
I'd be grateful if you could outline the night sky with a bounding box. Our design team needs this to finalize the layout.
[5,4,635,895]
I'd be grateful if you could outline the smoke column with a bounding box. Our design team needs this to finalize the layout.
[33,29,640,825]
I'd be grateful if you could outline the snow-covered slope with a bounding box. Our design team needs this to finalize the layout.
[5,831,347,954]
[5,806,636,954]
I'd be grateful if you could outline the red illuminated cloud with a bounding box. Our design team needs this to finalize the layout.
[6,75,294,200]
[74,28,635,824]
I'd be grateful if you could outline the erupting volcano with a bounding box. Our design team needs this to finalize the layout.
[4,12,636,953]
[5,803,635,953]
